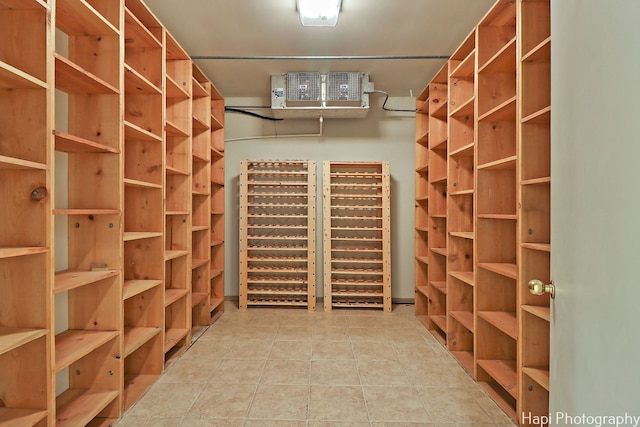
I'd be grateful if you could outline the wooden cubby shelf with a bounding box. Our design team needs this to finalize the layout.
[123,327,162,357]
[56,389,119,427]
[54,130,120,154]
[0,327,48,355]
[414,1,551,423]
[54,270,119,294]
[54,330,119,372]
[54,54,119,95]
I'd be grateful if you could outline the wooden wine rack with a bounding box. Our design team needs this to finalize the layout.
[239,160,317,310]
[323,161,391,311]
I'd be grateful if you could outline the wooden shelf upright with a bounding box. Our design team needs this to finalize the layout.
[414,0,551,424]
[323,161,391,312]
[0,1,52,425]
[52,0,124,423]
[239,160,317,310]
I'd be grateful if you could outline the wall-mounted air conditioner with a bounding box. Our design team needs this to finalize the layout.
[271,72,372,118]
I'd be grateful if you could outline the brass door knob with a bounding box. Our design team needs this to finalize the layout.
[528,279,555,299]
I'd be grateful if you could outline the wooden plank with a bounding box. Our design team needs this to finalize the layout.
[451,350,475,375]
[123,178,162,189]
[124,121,163,142]
[0,408,48,426]
[165,75,189,99]
[0,246,47,259]
[123,326,161,357]
[123,279,163,300]
[478,311,518,339]
[449,49,475,78]
[54,54,119,94]
[478,262,518,279]
[124,8,161,49]
[521,305,550,322]
[123,373,160,411]
[53,209,120,215]
[165,289,189,307]
[164,250,189,261]
[191,258,208,269]
[521,242,551,252]
[55,388,119,427]
[449,271,474,286]
[54,270,119,294]
[478,96,517,122]
[56,0,119,36]
[0,327,48,356]
[123,231,163,242]
[165,120,189,137]
[431,281,447,294]
[522,367,550,391]
[450,311,474,332]
[164,328,189,353]
[124,63,161,94]
[54,330,119,372]
[478,37,516,74]
[449,231,474,240]
[0,154,47,170]
[430,314,447,333]
[0,60,47,89]
[477,155,517,171]
[477,359,518,399]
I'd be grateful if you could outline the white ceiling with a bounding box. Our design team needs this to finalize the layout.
[144,0,497,99]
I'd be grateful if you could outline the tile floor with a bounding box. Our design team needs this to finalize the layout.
[116,303,516,426]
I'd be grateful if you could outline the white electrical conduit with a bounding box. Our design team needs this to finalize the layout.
[224,116,324,142]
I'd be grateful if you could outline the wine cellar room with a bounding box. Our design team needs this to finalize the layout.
[1,0,639,426]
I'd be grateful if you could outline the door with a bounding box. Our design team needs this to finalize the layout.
[550,0,640,421]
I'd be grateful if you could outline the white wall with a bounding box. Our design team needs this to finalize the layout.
[223,96,417,301]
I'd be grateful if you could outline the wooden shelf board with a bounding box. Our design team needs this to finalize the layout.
[430,213,447,219]
[431,98,448,118]
[451,350,475,375]
[192,115,210,131]
[123,374,160,411]
[449,189,474,196]
[124,8,162,49]
[522,36,551,63]
[522,367,550,391]
[55,0,119,36]
[165,210,190,216]
[430,314,447,333]
[55,130,121,153]
[192,77,209,97]
[164,328,189,353]
[165,165,189,176]
[124,63,161,95]
[123,280,163,300]
[211,115,224,130]
[55,388,119,427]
[124,178,163,189]
[431,281,447,294]
[0,154,47,170]
[449,271,474,286]
[123,327,161,358]
[415,226,429,233]
[479,381,517,421]
[165,120,190,137]
[123,231,163,242]
[54,330,119,372]
[477,213,517,220]
[54,54,119,94]
[53,208,120,215]
[478,311,518,340]
[417,130,429,145]
[192,152,209,163]
[478,96,516,122]
[449,96,475,118]
[522,305,550,322]
[477,359,518,399]
[450,311,474,332]
[415,164,429,174]
[477,155,517,171]
[0,408,48,426]
[478,262,517,279]
[165,250,189,261]
[192,258,209,269]
[54,270,119,294]
[211,146,224,158]
[416,195,429,202]
[124,121,163,142]
[166,75,190,99]
[210,268,223,279]
[449,231,474,240]
[191,292,208,307]
[192,225,209,232]
[0,327,48,356]
[478,37,516,74]
[415,255,429,266]
[165,288,189,306]
[210,297,224,311]
[450,49,476,78]
[449,142,475,157]
[521,176,551,186]
[522,106,550,124]
[0,246,48,259]
[521,242,551,252]
[210,240,224,247]
[0,60,47,90]
[431,247,447,256]
[415,285,429,298]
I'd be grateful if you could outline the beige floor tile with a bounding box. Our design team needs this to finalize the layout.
[159,357,221,384]
[309,422,371,427]
[371,423,434,427]
[243,420,306,427]
[352,341,398,361]
[384,326,430,343]
[346,315,382,328]
[349,327,388,342]
[308,385,369,421]
[275,326,314,341]
[128,382,205,418]
[418,387,492,423]
[269,340,312,359]
[357,359,410,386]
[311,359,361,385]
[311,314,349,327]
[187,383,257,419]
[391,341,440,363]
[180,419,244,427]
[363,386,431,423]
[233,326,278,340]
[472,392,517,424]
[226,340,273,359]
[311,341,355,360]
[402,366,468,387]
[247,384,309,420]
[212,359,265,384]
[313,326,351,341]
[116,416,182,426]
[261,359,310,385]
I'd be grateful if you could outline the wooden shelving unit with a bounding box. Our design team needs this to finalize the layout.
[414,0,551,424]
[209,82,226,321]
[447,29,477,376]
[239,160,316,310]
[323,161,391,312]
[122,0,165,412]
[518,0,551,424]
[52,0,123,424]
[0,1,52,425]
[163,31,192,362]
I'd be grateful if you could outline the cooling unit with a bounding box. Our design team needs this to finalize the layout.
[271,72,372,118]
